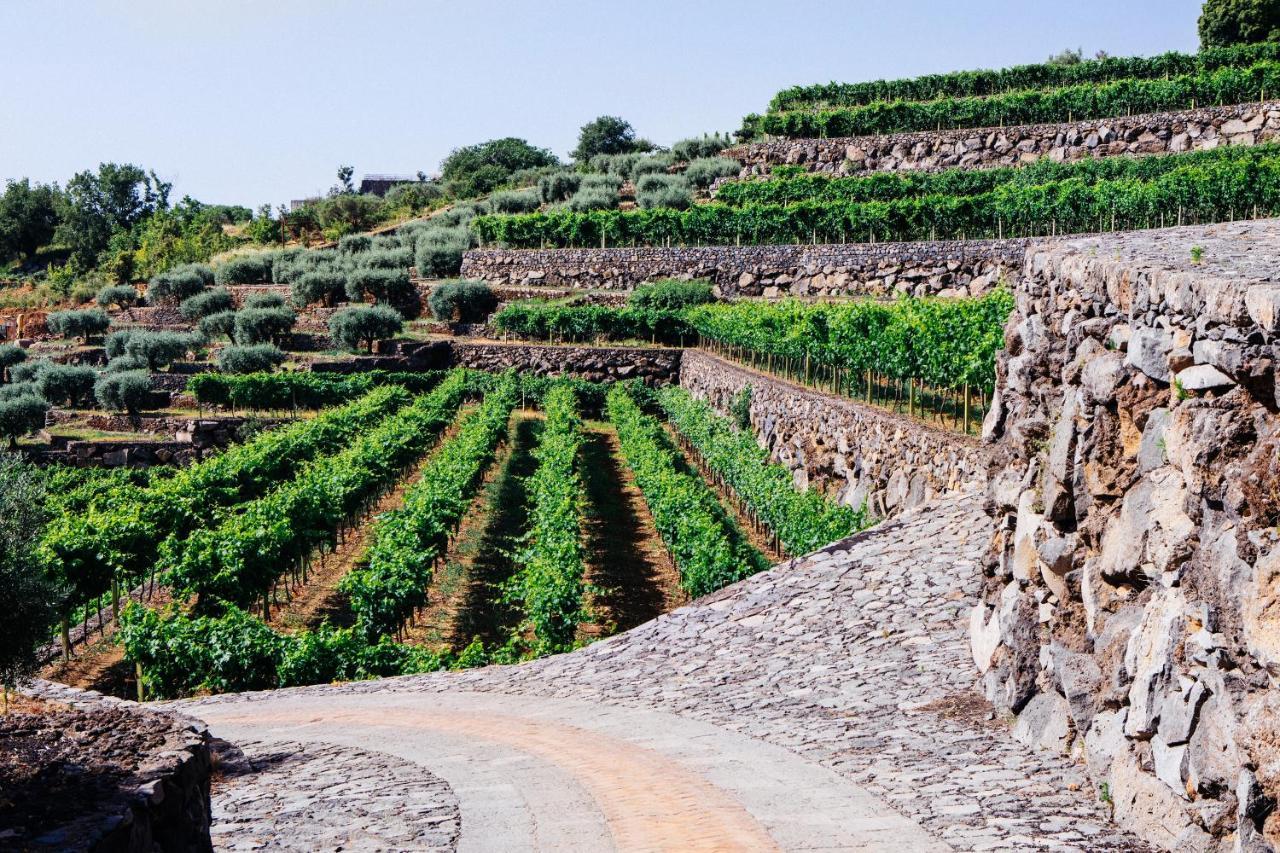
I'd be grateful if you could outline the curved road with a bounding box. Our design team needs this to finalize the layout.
[186,494,1147,852]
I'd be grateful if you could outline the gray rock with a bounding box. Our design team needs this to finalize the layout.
[1124,587,1186,737]
[1127,326,1175,382]
[1138,408,1171,474]
[1012,691,1073,753]
[1152,736,1191,800]
[1158,681,1209,746]
[1175,364,1235,392]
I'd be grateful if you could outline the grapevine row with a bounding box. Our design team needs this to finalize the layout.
[341,373,519,640]
[164,371,471,613]
[507,384,587,654]
[188,369,449,412]
[605,384,766,598]
[656,387,869,556]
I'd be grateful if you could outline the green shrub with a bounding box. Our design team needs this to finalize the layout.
[630,155,675,179]
[346,268,414,308]
[684,157,741,189]
[588,152,643,179]
[234,307,296,346]
[489,189,542,214]
[0,453,57,686]
[8,359,47,384]
[36,364,96,407]
[565,187,619,212]
[338,234,372,253]
[672,134,731,161]
[215,254,273,286]
[46,308,111,342]
[357,247,413,270]
[629,279,715,310]
[104,355,148,373]
[730,385,753,431]
[413,226,471,278]
[123,330,197,370]
[427,280,496,322]
[94,370,152,414]
[292,271,347,308]
[197,310,238,342]
[328,305,403,353]
[581,173,623,193]
[0,381,40,402]
[96,284,139,309]
[0,394,48,447]
[149,263,213,305]
[0,345,27,383]
[636,174,692,210]
[217,344,285,374]
[179,287,234,320]
[242,291,287,310]
[538,171,581,204]
[385,181,444,211]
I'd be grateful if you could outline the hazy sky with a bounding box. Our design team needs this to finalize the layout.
[1,0,1205,209]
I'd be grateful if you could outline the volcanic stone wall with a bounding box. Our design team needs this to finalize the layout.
[977,220,1280,849]
[679,350,983,518]
[451,341,681,385]
[461,239,1027,298]
[728,102,1280,176]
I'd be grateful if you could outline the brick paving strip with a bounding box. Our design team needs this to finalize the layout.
[184,492,1151,851]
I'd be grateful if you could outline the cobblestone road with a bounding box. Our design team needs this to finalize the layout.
[186,492,1149,851]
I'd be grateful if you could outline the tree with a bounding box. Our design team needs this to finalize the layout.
[1199,0,1280,47]
[0,179,61,262]
[55,163,171,268]
[328,305,403,353]
[1046,47,1085,66]
[45,308,111,343]
[217,344,285,374]
[0,345,27,383]
[234,307,296,346]
[0,395,49,448]
[335,165,356,195]
[427,280,496,322]
[440,138,559,198]
[96,284,139,309]
[94,370,153,414]
[0,454,57,689]
[572,116,644,162]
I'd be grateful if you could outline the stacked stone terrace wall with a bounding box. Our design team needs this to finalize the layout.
[729,102,1280,176]
[462,240,1027,299]
[451,341,681,385]
[679,350,983,518]
[977,220,1280,850]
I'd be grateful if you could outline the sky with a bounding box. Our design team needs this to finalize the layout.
[0,0,1206,209]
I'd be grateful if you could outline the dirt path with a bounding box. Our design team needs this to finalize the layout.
[39,588,173,699]
[579,422,686,638]
[402,412,539,651]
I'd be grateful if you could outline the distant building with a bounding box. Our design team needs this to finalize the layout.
[358,174,421,197]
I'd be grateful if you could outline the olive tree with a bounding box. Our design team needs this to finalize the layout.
[179,287,235,320]
[328,305,403,353]
[0,395,49,448]
[217,344,285,374]
[0,344,27,383]
[94,370,153,414]
[96,284,139,309]
[46,308,111,343]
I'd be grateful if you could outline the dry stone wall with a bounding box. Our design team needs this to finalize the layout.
[679,350,983,517]
[729,102,1280,176]
[452,341,681,385]
[977,221,1280,850]
[462,240,1027,299]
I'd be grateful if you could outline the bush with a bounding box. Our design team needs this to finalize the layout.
[46,308,111,342]
[123,330,197,370]
[636,175,693,210]
[179,287,234,320]
[149,263,213,305]
[671,134,731,162]
[538,171,581,204]
[427,280,496,323]
[96,284,139,309]
[8,360,48,385]
[198,310,238,341]
[104,355,149,373]
[338,234,372,253]
[413,226,470,278]
[215,254,273,286]
[0,453,57,686]
[345,268,413,308]
[94,370,152,414]
[489,189,542,214]
[357,247,413,270]
[580,173,624,193]
[1200,0,1280,49]
[385,181,444,212]
[684,157,741,189]
[0,345,27,383]
[234,307,296,346]
[243,291,287,310]
[630,155,675,179]
[629,279,715,311]
[0,394,49,446]
[37,364,97,407]
[565,187,620,212]
[217,344,285,374]
[292,271,347,308]
[328,306,403,353]
[0,381,40,402]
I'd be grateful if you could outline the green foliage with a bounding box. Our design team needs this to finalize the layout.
[606,384,766,596]
[343,373,513,639]
[328,305,403,352]
[179,287,234,320]
[1200,0,1280,48]
[96,284,139,309]
[413,225,472,278]
[56,163,170,268]
[427,279,496,322]
[148,263,213,305]
[234,306,296,346]
[0,178,60,262]
[385,181,445,213]
[658,387,870,555]
[187,369,448,412]
[94,370,153,414]
[198,310,238,342]
[292,270,347,308]
[538,171,582,204]
[489,189,542,214]
[564,186,621,212]
[243,291,286,310]
[765,42,1280,112]
[215,253,273,285]
[729,384,752,431]
[357,247,413,270]
[508,384,586,654]
[217,344,285,375]
[0,394,48,447]
[687,291,1015,392]
[440,137,559,198]
[121,330,198,370]
[761,61,1280,137]
[573,116,642,162]
[104,355,149,373]
[36,364,97,407]
[493,302,693,344]
[123,198,240,281]
[45,308,110,342]
[8,359,47,385]
[0,454,56,686]
[683,157,741,190]
[629,279,716,311]
[630,155,676,179]
[635,174,692,210]
[338,233,372,254]
[671,134,732,162]
[345,267,414,308]
[0,344,27,382]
